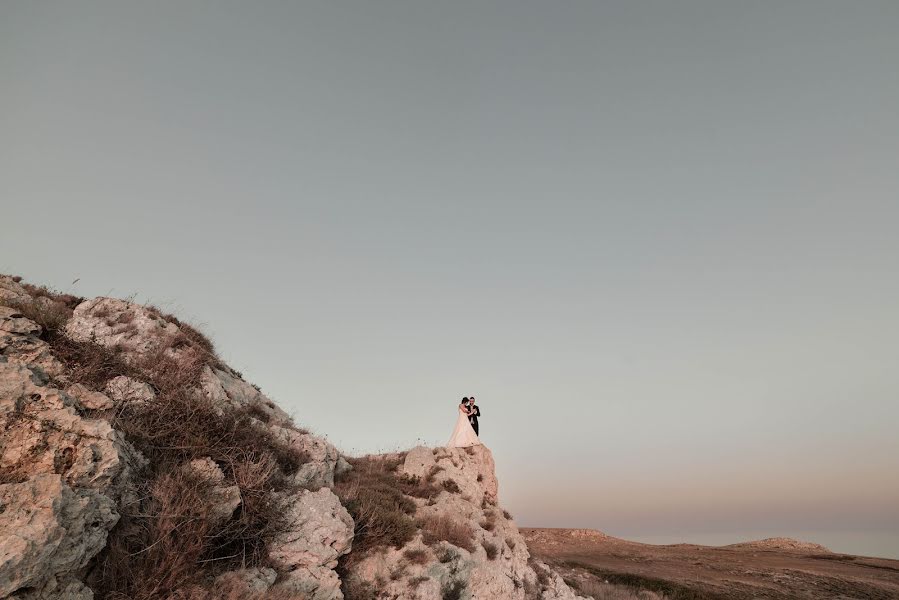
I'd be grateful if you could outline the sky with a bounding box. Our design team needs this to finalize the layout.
[2,2,898,559]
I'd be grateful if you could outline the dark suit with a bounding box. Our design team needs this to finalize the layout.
[468,404,480,435]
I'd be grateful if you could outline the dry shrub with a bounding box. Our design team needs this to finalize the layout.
[482,540,499,560]
[145,304,217,358]
[480,512,496,531]
[95,470,215,598]
[402,547,430,565]
[389,563,408,581]
[528,557,551,586]
[334,456,418,558]
[442,579,466,600]
[408,575,429,589]
[436,546,457,563]
[417,514,475,553]
[340,575,381,600]
[47,335,140,391]
[2,294,73,337]
[441,478,461,494]
[503,509,513,520]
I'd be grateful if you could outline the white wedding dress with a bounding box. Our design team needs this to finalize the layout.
[447,405,481,448]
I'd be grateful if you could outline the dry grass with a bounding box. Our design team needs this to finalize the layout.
[333,456,418,558]
[480,512,497,532]
[483,540,499,560]
[1,292,74,337]
[441,478,461,494]
[417,514,476,553]
[403,547,430,565]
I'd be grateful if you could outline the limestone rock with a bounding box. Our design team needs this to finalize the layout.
[64,384,114,411]
[8,574,93,600]
[0,360,132,493]
[0,307,42,335]
[402,445,498,506]
[349,444,586,600]
[199,365,290,422]
[0,474,118,597]
[0,276,30,303]
[269,487,354,600]
[104,375,155,405]
[270,424,341,489]
[0,309,65,380]
[183,458,241,525]
[214,567,278,594]
[65,297,180,360]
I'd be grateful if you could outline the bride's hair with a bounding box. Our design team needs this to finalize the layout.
[462,397,469,403]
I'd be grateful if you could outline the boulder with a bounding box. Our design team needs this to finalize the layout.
[65,297,180,360]
[65,384,114,411]
[104,375,155,405]
[0,474,118,597]
[183,458,241,525]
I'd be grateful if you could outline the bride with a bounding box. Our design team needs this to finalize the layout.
[447,396,481,448]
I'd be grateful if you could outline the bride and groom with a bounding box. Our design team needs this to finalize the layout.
[447,396,482,448]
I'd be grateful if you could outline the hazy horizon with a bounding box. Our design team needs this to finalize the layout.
[2,2,897,559]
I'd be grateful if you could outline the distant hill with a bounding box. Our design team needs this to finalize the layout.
[522,527,899,599]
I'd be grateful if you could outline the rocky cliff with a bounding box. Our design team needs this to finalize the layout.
[0,275,583,600]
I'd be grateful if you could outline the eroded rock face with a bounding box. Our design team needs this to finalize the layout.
[104,375,156,406]
[65,297,181,360]
[0,360,135,494]
[0,474,118,597]
[0,277,30,304]
[64,384,114,411]
[0,308,65,380]
[269,488,354,600]
[348,445,587,600]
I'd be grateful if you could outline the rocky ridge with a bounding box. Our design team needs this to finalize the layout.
[0,275,584,600]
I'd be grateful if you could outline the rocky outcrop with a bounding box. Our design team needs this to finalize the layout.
[200,365,344,489]
[0,360,137,496]
[347,445,586,600]
[0,307,65,380]
[269,488,354,600]
[0,474,117,597]
[64,298,181,361]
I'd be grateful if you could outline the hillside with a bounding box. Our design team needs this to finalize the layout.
[522,528,899,600]
[0,275,585,600]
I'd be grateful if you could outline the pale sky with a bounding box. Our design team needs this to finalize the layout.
[2,2,898,558]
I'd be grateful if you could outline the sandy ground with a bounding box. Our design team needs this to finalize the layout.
[522,528,899,600]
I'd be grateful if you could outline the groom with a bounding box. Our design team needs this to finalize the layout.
[467,397,481,435]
